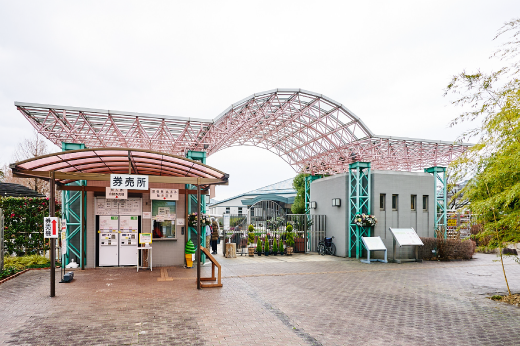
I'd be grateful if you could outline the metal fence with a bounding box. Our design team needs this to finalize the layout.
[220,213,326,254]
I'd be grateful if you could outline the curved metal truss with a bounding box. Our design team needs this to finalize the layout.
[15,89,470,174]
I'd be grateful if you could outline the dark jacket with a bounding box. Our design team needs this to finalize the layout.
[211,221,219,240]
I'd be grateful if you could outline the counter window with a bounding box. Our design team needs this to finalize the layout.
[151,200,177,239]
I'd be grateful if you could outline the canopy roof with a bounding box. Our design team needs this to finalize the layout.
[15,89,472,174]
[10,148,228,186]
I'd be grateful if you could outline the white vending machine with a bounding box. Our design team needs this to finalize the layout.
[119,215,139,266]
[99,215,119,266]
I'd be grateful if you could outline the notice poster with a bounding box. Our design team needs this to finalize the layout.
[43,217,59,239]
[389,228,424,246]
[139,233,152,244]
[223,214,230,231]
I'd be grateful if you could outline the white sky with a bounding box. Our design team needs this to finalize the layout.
[0,1,517,200]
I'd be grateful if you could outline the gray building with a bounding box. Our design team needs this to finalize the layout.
[310,170,434,259]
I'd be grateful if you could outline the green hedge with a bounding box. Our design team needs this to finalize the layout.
[1,197,61,256]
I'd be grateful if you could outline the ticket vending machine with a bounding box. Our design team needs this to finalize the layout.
[99,215,119,266]
[119,215,139,266]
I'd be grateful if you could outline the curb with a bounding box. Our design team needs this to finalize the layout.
[0,267,61,286]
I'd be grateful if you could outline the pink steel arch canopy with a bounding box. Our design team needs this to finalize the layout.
[15,89,470,174]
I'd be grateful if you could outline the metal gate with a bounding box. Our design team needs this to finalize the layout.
[222,209,326,254]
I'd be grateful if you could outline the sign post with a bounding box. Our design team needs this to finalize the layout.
[389,228,424,263]
[48,171,56,297]
[360,236,388,264]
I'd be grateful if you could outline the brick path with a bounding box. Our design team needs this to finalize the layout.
[1,253,519,345]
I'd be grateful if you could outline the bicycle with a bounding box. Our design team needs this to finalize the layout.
[317,236,336,256]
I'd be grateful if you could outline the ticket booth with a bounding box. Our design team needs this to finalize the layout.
[10,147,229,269]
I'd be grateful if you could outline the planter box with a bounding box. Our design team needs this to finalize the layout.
[248,247,255,257]
[286,246,293,256]
[294,238,305,253]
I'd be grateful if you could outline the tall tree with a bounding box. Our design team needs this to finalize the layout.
[291,173,308,214]
[446,18,520,296]
[2,131,51,195]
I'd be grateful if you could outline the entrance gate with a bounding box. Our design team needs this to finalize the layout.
[221,200,326,254]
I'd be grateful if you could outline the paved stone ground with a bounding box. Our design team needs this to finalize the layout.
[1,253,520,345]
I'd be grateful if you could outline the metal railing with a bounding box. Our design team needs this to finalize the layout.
[220,214,326,254]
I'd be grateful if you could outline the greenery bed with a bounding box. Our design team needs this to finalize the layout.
[1,255,60,280]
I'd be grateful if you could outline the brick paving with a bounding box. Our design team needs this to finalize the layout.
[1,253,520,345]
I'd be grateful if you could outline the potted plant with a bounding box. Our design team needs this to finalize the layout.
[248,225,255,257]
[286,229,294,256]
[272,237,278,256]
[185,239,196,268]
[256,237,262,256]
[264,235,270,256]
[354,214,377,227]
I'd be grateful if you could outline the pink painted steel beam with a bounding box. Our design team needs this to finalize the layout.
[15,89,471,174]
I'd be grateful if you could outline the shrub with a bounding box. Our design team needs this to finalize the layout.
[4,254,50,270]
[264,236,269,253]
[256,237,262,253]
[273,237,278,253]
[286,224,293,232]
[1,197,61,256]
[419,237,476,260]
[248,224,254,233]
[286,232,295,247]
[248,232,255,245]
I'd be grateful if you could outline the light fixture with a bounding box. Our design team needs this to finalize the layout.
[310,201,317,209]
[332,198,341,207]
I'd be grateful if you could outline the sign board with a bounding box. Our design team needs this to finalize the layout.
[139,233,152,244]
[142,212,151,219]
[44,217,59,239]
[106,187,128,199]
[150,188,179,200]
[176,218,185,226]
[389,228,424,246]
[110,174,149,190]
[223,214,230,231]
[447,218,457,227]
[362,236,387,251]
[118,198,142,215]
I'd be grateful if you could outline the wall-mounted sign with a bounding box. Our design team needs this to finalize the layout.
[106,187,128,199]
[110,174,149,190]
[142,212,152,219]
[44,217,59,239]
[176,218,185,226]
[139,233,152,244]
[447,218,457,227]
[150,188,179,200]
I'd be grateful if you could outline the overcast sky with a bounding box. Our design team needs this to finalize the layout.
[0,1,518,200]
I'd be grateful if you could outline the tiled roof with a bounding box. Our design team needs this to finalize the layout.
[0,183,46,197]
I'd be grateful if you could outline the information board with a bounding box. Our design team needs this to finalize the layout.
[362,236,387,251]
[106,187,127,199]
[150,188,179,200]
[139,233,152,244]
[118,198,141,215]
[223,214,230,231]
[389,228,424,246]
[95,198,119,215]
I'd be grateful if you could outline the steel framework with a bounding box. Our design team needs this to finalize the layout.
[425,166,448,237]
[348,162,371,259]
[15,89,470,175]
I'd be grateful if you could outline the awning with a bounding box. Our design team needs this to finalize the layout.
[10,147,229,186]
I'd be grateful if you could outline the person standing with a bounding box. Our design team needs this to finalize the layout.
[211,218,219,254]
[205,220,212,252]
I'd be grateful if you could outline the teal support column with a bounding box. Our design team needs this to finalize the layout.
[186,151,207,262]
[61,142,86,267]
[348,162,371,259]
[304,175,322,215]
[425,166,447,238]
